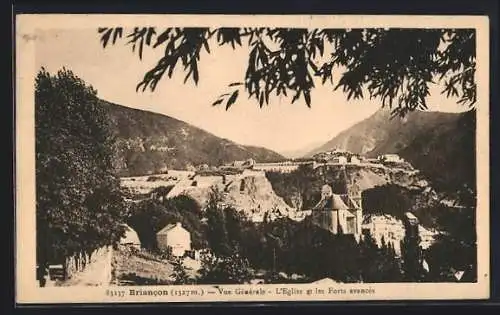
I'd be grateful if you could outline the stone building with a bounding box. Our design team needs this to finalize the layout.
[311,184,363,238]
[156,222,191,257]
[362,214,406,255]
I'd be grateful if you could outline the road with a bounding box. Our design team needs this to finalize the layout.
[58,247,113,287]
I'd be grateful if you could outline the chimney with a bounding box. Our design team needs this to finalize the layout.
[176,222,182,227]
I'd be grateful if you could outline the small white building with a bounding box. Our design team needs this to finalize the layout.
[379,154,402,163]
[361,214,439,256]
[156,222,192,257]
[120,224,141,250]
[331,156,348,164]
[349,156,361,164]
[362,215,406,255]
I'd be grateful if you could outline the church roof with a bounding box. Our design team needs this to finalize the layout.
[312,197,329,210]
[343,195,361,209]
[313,193,359,212]
[332,194,349,210]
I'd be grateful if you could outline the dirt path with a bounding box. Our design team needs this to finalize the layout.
[59,247,113,287]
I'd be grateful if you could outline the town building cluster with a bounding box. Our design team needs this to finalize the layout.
[119,149,420,273]
[120,222,192,258]
[190,148,405,175]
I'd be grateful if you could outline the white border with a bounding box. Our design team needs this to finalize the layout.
[15,14,490,304]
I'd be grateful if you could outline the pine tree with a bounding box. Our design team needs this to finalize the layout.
[224,207,244,249]
[381,235,387,252]
[400,216,425,282]
[263,211,270,224]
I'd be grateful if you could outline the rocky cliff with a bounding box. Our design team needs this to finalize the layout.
[266,163,433,212]
[165,171,293,222]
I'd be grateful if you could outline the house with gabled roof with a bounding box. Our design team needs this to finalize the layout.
[156,222,191,257]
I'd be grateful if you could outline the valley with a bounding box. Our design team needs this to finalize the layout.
[39,93,477,286]
[109,104,476,285]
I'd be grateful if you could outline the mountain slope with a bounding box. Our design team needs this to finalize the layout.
[398,110,476,197]
[306,108,476,195]
[101,101,285,176]
[307,108,462,157]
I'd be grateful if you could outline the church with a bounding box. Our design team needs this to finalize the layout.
[311,182,363,238]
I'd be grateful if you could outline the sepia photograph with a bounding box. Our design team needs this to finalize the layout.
[15,14,490,303]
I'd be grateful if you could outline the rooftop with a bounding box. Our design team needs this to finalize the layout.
[313,193,360,213]
[157,222,184,235]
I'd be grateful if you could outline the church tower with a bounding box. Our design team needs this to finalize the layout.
[318,184,339,234]
[311,165,364,238]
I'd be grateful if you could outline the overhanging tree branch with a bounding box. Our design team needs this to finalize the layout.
[98,27,476,117]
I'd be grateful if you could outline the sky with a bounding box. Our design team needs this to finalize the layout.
[34,28,467,155]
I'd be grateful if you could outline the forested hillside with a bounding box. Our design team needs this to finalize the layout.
[101,101,285,176]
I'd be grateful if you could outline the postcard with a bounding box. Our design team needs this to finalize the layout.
[15,14,490,304]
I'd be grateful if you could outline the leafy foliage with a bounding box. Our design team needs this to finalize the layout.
[358,233,402,282]
[202,200,403,283]
[362,184,414,217]
[203,187,250,256]
[400,233,426,282]
[193,189,255,284]
[171,257,194,284]
[35,68,126,270]
[98,27,476,117]
[197,250,253,285]
[250,217,403,283]
[265,164,356,211]
[204,203,232,256]
[424,205,477,282]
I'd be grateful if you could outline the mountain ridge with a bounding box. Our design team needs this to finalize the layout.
[306,108,463,157]
[305,107,476,196]
[100,100,286,176]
